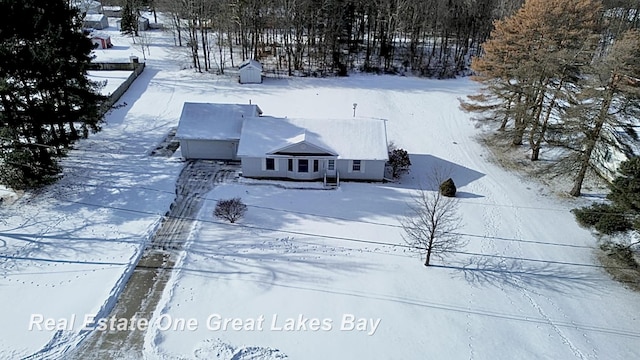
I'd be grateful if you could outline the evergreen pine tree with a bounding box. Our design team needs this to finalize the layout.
[388,148,411,179]
[572,157,640,235]
[607,157,640,213]
[121,1,138,36]
[0,0,106,189]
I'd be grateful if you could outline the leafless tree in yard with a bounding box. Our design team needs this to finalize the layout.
[401,172,465,266]
[137,29,151,60]
[214,198,247,223]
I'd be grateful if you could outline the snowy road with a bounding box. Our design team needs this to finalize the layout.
[68,161,237,359]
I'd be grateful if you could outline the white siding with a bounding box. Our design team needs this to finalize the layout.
[338,160,385,181]
[242,157,325,180]
[242,157,287,178]
[239,67,262,84]
[241,157,384,181]
[180,139,237,160]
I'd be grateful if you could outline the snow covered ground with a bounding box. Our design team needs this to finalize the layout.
[0,14,639,360]
[87,70,133,96]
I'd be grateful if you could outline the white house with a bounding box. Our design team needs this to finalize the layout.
[239,59,262,84]
[175,103,263,160]
[237,116,389,182]
[83,14,109,30]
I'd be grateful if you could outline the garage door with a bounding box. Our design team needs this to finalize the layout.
[182,140,237,160]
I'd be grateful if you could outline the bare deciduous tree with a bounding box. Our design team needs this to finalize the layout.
[214,198,248,223]
[400,174,465,267]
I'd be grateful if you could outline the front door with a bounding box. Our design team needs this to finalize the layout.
[326,159,336,176]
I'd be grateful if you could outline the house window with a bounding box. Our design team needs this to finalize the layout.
[265,158,275,171]
[298,159,309,172]
[327,159,335,171]
[313,160,319,172]
[352,160,362,172]
[288,159,293,171]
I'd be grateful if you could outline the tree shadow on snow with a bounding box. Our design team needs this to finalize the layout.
[455,191,484,199]
[437,256,605,295]
[177,228,379,289]
[101,67,160,126]
[259,73,473,94]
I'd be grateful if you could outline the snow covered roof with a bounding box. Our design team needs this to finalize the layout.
[175,103,263,141]
[239,59,262,71]
[237,116,389,160]
[84,13,107,21]
[268,130,338,156]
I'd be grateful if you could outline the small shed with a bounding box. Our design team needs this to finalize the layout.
[91,33,112,49]
[239,59,263,84]
[83,14,109,30]
[138,17,150,31]
[175,103,263,160]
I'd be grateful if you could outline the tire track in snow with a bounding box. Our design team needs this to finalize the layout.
[67,161,234,359]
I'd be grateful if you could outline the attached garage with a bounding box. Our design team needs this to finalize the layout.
[180,139,238,160]
[175,102,262,160]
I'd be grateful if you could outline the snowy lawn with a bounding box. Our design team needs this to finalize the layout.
[145,171,639,359]
[146,71,640,358]
[150,175,640,359]
[0,14,638,360]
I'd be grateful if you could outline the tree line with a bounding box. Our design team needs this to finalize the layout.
[115,0,525,77]
[462,0,640,196]
[2,0,639,190]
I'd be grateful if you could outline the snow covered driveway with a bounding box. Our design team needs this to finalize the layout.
[68,161,237,359]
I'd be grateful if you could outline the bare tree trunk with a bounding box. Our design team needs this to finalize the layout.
[200,21,209,71]
[499,94,516,130]
[425,237,433,266]
[174,14,182,46]
[570,89,613,196]
[531,81,562,161]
